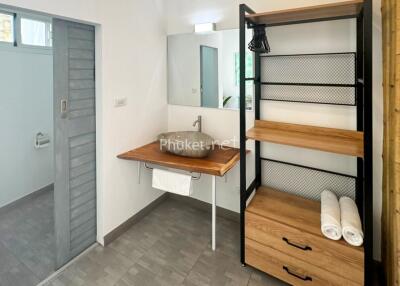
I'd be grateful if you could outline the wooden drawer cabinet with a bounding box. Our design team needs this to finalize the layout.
[245,187,364,285]
[246,212,363,284]
[246,238,360,286]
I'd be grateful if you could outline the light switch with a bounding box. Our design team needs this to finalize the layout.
[114,97,127,107]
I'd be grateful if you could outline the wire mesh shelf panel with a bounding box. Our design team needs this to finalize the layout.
[260,53,356,105]
[261,84,355,105]
[261,159,356,201]
[261,53,356,85]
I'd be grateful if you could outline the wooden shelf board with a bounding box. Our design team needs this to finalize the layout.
[117,141,245,177]
[247,120,364,158]
[246,186,364,254]
[246,0,363,26]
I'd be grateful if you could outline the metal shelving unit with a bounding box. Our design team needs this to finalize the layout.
[239,0,373,284]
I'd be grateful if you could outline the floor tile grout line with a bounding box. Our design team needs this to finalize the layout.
[37,243,97,286]
[38,199,285,286]
[180,234,211,285]
[109,208,211,285]
[247,271,254,286]
[107,220,184,285]
[0,232,43,283]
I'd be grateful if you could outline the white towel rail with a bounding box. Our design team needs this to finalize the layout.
[143,162,202,180]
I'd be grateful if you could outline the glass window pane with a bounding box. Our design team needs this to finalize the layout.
[0,13,14,43]
[21,18,52,47]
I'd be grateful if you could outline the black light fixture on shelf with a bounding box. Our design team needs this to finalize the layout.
[248,24,271,54]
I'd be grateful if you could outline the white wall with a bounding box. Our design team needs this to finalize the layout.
[0,47,53,208]
[95,0,167,241]
[166,0,383,261]
[168,33,222,107]
[220,29,240,109]
[0,0,168,244]
[168,30,239,109]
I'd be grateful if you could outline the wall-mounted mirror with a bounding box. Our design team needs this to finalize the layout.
[167,29,253,110]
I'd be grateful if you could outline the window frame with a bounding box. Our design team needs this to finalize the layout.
[0,7,52,54]
[0,10,16,47]
[17,12,52,50]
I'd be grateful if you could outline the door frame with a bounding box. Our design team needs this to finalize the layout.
[0,2,104,277]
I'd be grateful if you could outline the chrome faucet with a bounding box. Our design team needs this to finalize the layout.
[193,115,202,132]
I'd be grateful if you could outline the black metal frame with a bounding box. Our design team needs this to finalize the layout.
[239,1,373,285]
[363,0,374,283]
[247,15,359,29]
[239,3,254,265]
[261,82,355,87]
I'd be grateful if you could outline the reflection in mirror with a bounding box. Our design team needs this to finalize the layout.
[167,29,253,110]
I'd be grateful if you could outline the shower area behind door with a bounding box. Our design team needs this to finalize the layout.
[0,10,55,286]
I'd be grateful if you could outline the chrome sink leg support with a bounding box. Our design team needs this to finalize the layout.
[212,175,216,251]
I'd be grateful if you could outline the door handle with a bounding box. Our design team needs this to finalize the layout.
[283,266,312,281]
[61,99,68,119]
[282,237,312,251]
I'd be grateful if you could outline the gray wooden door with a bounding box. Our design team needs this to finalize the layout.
[53,19,96,268]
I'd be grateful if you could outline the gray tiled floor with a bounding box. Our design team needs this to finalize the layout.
[45,198,287,286]
[0,189,55,286]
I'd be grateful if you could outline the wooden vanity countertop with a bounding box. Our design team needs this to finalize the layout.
[117,141,246,177]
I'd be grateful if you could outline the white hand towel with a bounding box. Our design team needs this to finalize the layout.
[320,190,342,240]
[339,197,364,247]
[152,168,193,196]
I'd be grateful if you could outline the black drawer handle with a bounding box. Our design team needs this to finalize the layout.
[282,237,312,251]
[283,266,312,281]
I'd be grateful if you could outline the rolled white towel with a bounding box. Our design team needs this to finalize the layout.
[320,190,342,240]
[339,197,364,247]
